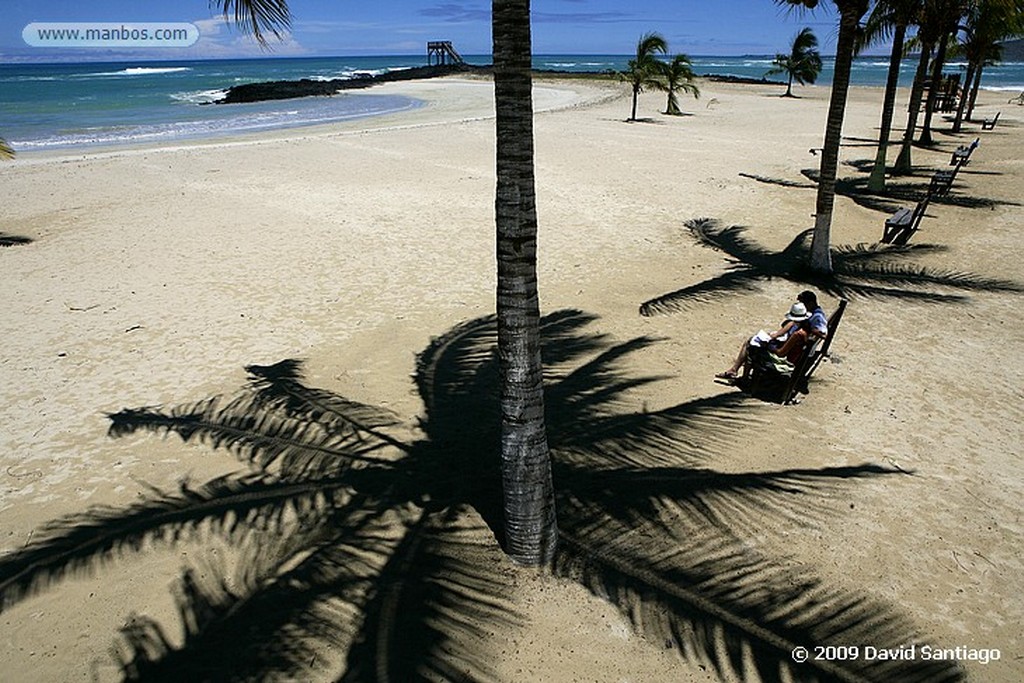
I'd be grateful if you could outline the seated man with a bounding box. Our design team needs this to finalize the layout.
[798,290,828,341]
[716,301,812,381]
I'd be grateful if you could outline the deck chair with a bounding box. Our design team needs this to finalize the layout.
[881,196,930,245]
[742,300,848,405]
[981,112,1000,130]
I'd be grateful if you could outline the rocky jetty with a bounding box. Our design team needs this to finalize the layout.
[215,63,488,104]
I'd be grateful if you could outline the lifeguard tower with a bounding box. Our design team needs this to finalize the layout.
[427,41,464,66]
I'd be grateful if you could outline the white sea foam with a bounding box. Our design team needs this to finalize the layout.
[170,88,229,104]
[85,66,193,77]
[11,95,423,150]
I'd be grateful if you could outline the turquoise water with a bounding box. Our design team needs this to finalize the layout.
[2,54,1022,152]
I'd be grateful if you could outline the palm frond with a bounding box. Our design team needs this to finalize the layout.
[686,218,782,267]
[558,463,905,538]
[556,524,964,683]
[0,473,351,613]
[835,261,1024,293]
[0,137,14,159]
[550,392,755,469]
[640,269,764,315]
[215,0,292,46]
[245,359,408,454]
[1,233,33,247]
[108,391,398,474]
[340,507,518,683]
[115,504,400,681]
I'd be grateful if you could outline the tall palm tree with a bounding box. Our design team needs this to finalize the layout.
[621,32,669,121]
[779,0,871,274]
[954,0,1024,130]
[862,0,923,190]
[894,0,966,169]
[766,27,824,97]
[490,0,557,565]
[219,0,556,564]
[660,54,701,114]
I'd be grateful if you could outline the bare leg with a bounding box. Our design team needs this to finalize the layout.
[719,338,751,377]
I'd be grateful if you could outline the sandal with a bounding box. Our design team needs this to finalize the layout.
[715,371,738,380]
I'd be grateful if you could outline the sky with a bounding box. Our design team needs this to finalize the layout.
[1,0,861,63]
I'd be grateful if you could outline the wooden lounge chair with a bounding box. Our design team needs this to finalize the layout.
[1010,93,1024,106]
[742,301,848,405]
[881,196,930,245]
[981,112,1000,130]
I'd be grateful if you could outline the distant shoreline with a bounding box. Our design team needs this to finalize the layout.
[215,63,784,105]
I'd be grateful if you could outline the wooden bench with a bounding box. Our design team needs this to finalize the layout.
[743,300,848,405]
[950,137,979,166]
[881,196,930,245]
[981,112,1000,130]
[930,169,956,197]
[931,138,979,197]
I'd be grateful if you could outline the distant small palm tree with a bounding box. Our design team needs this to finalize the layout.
[660,54,701,115]
[621,32,668,121]
[766,27,823,97]
[0,137,14,159]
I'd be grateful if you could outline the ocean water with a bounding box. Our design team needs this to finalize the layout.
[2,54,1022,153]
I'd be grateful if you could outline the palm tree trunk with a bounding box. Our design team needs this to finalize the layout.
[967,64,983,120]
[952,60,976,132]
[808,6,861,274]
[868,23,907,192]
[918,32,950,146]
[893,40,933,174]
[492,0,557,566]
[786,73,794,97]
[630,86,640,121]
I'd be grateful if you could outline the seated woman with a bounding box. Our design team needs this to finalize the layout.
[716,302,812,381]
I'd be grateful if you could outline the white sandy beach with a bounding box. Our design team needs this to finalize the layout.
[1,74,1022,681]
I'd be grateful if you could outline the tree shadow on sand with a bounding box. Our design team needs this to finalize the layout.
[738,168,1019,214]
[0,311,965,682]
[640,218,1023,315]
[0,232,33,247]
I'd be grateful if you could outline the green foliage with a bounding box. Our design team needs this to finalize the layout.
[620,32,668,120]
[766,27,823,96]
[0,137,14,160]
[660,54,701,115]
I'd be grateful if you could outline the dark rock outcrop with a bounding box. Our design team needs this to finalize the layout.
[215,63,489,104]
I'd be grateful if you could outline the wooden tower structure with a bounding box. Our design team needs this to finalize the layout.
[427,41,464,66]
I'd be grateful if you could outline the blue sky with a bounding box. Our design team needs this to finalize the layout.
[2,0,857,63]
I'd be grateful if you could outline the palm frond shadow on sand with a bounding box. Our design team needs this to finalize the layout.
[640,218,1024,316]
[0,232,33,247]
[0,311,964,682]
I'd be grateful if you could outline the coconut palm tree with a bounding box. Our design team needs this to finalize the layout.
[766,27,824,97]
[659,54,701,114]
[217,0,557,565]
[621,32,669,121]
[893,0,967,170]
[954,0,1024,131]
[862,0,924,191]
[778,0,872,274]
